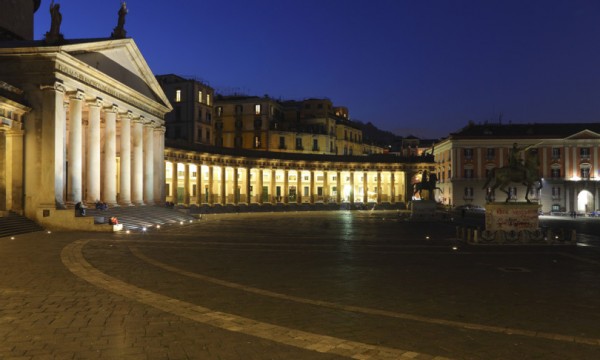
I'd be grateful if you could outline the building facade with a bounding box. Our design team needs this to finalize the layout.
[433,123,600,214]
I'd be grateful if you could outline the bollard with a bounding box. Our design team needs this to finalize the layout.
[467,228,472,243]
[473,228,479,243]
[571,229,577,244]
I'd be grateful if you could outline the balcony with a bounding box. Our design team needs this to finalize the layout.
[312,146,320,152]
[295,145,304,151]
[278,144,287,150]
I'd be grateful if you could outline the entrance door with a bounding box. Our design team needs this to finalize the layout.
[577,190,594,214]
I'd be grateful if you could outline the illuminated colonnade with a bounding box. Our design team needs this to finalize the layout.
[164,148,429,206]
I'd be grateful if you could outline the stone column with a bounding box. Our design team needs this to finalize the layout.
[172,162,179,205]
[208,165,214,205]
[362,171,368,203]
[2,130,24,212]
[390,172,396,203]
[86,98,102,204]
[404,171,414,202]
[297,170,302,204]
[377,170,382,203]
[336,170,341,203]
[119,112,132,205]
[257,169,264,204]
[196,164,203,205]
[67,91,84,204]
[220,166,226,205]
[309,170,315,204]
[103,105,118,205]
[270,169,276,204]
[233,167,238,204]
[350,171,355,203]
[131,117,144,205]
[245,167,251,204]
[143,121,155,204]
[283,169,289,204]
[183,163,190,205]
[154,126,166,203]
[323,171,329,202]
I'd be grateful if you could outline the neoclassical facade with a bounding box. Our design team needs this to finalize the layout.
[0,38,171,227]
[164,144,432,207]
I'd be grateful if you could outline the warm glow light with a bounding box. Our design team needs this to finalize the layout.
[47,231,51,234]
[126,230,130,234]
[142,227,147,232]
[156,225,161,229]
[452,246,458,250]
[343,184,352,199]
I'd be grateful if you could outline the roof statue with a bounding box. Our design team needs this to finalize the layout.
[45,0,64,44]
[111,2,128,39]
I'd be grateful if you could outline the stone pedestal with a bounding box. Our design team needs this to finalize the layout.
[485,203,539,232]
[410,200,437,219]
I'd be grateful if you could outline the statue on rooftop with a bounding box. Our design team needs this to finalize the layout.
[111,2,128,39]
[45,0,64,44]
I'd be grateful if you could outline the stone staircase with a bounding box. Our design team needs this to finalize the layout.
[84,205,197,231]
[0,212,45,238]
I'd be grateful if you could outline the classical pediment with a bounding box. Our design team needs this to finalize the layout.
[564,129,600,140]
[60,38,172,111]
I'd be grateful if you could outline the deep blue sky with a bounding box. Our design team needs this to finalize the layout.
[35,0,600,139]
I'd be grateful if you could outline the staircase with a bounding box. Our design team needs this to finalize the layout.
[84,205,197,231]
[0,212,45,238]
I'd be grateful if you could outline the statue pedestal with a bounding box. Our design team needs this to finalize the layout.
[485,203,539,232]
[410,200,437,220]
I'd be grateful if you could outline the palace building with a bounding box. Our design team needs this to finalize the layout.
[433,122,600,214]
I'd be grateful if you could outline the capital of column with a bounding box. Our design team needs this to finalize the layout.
[86,97,104,108]
[39,81,66,93]
[153,125,166,134]
[132,115,145,124]
[104,104,119,113]
[66,89,85,101]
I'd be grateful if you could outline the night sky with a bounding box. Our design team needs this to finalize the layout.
[34,0,600,139]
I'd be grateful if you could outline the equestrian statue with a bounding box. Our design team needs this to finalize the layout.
[482,143,542,203]
[413,170,443,201]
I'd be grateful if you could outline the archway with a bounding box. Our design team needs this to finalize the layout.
[577,190,593,214]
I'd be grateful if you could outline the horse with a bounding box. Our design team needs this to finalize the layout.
[482,149,542,203]
[413,172,443,200]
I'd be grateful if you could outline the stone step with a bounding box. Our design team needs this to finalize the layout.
[84,205,196,230]
[0,212,45,238]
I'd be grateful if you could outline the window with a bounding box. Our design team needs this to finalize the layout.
[198,91,202,103]
[464,169,474,178]
[235,105,243,114]
[216,106,223,117]
[580,147,590,158]
[581,167,590,179]
[552,187,561,199]
[175,89,181,102]
[296,138,303,150]
[254,117,262,130]
[486,148,495,160]
[254,136,261,148]
[234,136,242,148]
[312,139,319,151]
[552,147,560,159]
[255,104,261,115]
[198,109,202,121]
[206,94,211,106]
[464,187,474,199]
[464,148,473,160]
[551,168,561,178]
[279,136,286,149]
[206,129,210,142]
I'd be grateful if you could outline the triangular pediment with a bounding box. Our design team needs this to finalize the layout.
[61,39,172,111]
[565,129,600,140]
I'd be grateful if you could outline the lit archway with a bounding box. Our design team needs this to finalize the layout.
[577,190,593,214]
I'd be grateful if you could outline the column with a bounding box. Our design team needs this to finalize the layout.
[153,126,166,204]
[84,99,101,204]
[390,172,396,203]
[220,166,226,205]
[257,169,263,204]
[233,167,238,204]
[196,164,203,205]
[362,171,368,203]
[183,163,190,205]
[309,170,315,204]
[245,167,251,204]
[67,91,84,204]
[350,171,355,203]
[3,130,24,212]
[208,165,214,205]
[270,169,276,204]
[103,105,118,205]
[297,170,302,204]
[40,83,66,208]
[283,169,289,204]
[119,112,132,205]
[172,162,179,205]
[143,122,155,204]
[323,171,329,203]
[404,171,414,202]
[377,170,382,203]
[336,170,341,203]
[131,117,144,205]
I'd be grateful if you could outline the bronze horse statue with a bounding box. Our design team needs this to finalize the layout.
[413,171,443,200]
[482,148,542,203]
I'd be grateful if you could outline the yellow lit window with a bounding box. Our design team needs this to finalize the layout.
[198,91,202,103]
[206,94,211,106]
[255,104,261,115]
[175,89,181,102]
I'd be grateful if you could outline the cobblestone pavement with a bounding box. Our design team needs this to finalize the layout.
[2,211,600,359]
